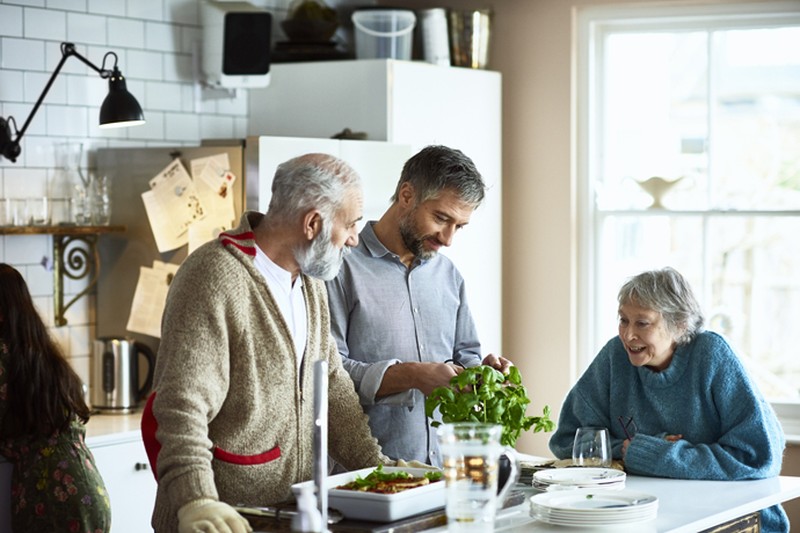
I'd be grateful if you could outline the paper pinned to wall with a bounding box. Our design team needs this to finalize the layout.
[188,219,226,254]
[126,261,180,339]
[141,159,206,253]
[141,154,241,254]
[189,154,237,253]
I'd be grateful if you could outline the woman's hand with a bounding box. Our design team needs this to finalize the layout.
[622,433,683,459]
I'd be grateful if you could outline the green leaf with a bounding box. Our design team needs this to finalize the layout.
[425,365,555,447]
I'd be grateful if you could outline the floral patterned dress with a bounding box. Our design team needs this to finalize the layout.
[0,346,111,533]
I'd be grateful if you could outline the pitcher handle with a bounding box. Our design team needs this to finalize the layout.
[497,447,520,509]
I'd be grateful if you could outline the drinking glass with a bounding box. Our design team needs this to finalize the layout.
[437,423,519,532]
[9,198,29,226]
[28,197,50,226]
[572,426,612,467]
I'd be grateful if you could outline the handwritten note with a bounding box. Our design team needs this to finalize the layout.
[141,159,207,253]
[126,261,180,338]
[190,154,237,249]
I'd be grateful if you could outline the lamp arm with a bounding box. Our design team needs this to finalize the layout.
[14,43,110,143]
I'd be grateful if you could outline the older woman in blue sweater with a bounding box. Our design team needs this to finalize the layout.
[549,267,788,532]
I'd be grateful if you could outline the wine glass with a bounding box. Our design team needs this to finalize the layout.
[572,426,612,467]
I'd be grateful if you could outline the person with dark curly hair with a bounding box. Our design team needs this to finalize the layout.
[0,263,111,533]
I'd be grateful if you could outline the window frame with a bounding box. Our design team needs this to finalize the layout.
[575,0,800,441]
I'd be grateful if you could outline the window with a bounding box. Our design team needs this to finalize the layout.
[576,3,800,416]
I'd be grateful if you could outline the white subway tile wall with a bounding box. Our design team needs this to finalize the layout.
[0,0,296,384]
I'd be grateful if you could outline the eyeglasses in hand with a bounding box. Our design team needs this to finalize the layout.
[617,416,637,440]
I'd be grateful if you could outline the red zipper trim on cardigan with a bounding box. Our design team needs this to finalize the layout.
[219,230,256,256]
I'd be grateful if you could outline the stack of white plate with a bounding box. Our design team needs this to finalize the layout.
[532,467,626,491]
[530,488,658,527]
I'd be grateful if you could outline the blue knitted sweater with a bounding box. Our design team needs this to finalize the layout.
[548,331,788,532]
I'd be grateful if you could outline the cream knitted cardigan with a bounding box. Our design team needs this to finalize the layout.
[148,212,387,531]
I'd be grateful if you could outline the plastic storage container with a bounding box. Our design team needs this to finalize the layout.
[352,9,416,60]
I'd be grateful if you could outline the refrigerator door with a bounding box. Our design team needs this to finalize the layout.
[95,143,246,350]
[246,136,341,212]
[247,136,411,227]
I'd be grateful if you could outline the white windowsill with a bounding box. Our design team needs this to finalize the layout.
[772,401,800,445]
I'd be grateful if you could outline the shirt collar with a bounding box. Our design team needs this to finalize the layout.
[255,244,304,291]
[360,221,391,258]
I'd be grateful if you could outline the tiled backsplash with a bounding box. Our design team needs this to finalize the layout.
[0,0,302,384]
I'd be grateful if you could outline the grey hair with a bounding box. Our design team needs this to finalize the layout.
[265,153,361,225]
[391,145,485,207]
[618,267,705,345]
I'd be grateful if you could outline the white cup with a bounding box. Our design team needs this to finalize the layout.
[572,426,612,467]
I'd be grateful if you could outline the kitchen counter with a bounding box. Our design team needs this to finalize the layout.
[473,475,800,533]
[85,410,144,447]
[243,474,800,533]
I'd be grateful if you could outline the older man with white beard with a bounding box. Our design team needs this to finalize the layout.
[141,153,391,533]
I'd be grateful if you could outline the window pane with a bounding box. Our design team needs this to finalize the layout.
[707,216,800,398]
[712,27,800,209]
[598,32,709,210]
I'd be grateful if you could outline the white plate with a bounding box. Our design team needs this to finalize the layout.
[291,467,445,522]
[533,468,626,487]
[530,488,655,511]
[530,489,658,527]
[530,511,657,528]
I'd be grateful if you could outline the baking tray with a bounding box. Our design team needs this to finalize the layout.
[291,466,445,522]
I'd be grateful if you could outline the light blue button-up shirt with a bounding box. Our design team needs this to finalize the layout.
[326,222,482,466]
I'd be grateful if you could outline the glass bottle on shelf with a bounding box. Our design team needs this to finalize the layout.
[50,142,92,226]
[51,141,88,225]
[90,174,112,226]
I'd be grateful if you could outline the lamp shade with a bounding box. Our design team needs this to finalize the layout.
[99,67,145,128]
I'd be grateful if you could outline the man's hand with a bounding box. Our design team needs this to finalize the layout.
[378,362,461,397]
[395,458,439,470]
[177,499,252,533]
[481,353,513,374]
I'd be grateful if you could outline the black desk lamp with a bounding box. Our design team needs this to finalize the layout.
[0,42,145,163]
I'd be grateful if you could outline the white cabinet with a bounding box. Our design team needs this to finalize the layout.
[91,435,157,533]
[249,60,503,352]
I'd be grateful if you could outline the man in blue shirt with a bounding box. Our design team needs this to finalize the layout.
[326,145,511,466]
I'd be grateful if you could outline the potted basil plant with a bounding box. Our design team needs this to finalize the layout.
[425,364,555,448]
[425,365,555,492]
